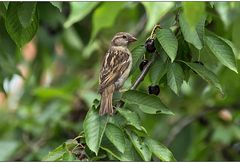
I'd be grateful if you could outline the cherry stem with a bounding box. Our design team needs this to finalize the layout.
[150,24,161,39]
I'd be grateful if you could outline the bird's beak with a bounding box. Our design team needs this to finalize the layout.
[128,36,137,43]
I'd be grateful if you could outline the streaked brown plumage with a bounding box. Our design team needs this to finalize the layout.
[99,32,137,115]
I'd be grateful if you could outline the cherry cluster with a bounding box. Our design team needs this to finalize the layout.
[138,35,206,96]
[139,38,160,96]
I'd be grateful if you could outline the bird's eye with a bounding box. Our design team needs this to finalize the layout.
[122,35,127,39]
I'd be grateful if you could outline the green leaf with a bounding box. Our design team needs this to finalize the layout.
[232,18,240,53]
[65,139,79,151]
[126,130,152,161]
[83,107,109,155]
[122,90,174,115]
[130,45,146,74]
[219,36,239,60]
[141,2,174,32]
[196,15,206,43]
[50,2,62,12]
[64,2,98,28]
[5,2,39,47]
[62,152,77,161]
[3,2,8,9]
[91,2,124,40]
[181,61,224,94]
[17,2,37,28]
[149,55,168,85]
[43,139,79,161]
[0,53,20,78]
[232,20,240,59]
[179,13,203,50]
[117,108,145,132]
[0,17,19,80]
[63,140,79,161]
[205,35,238,73]
[145,138,176,161]
[182,2,206,29]
[214,2,232,29]
[212,126,235,145]
[156,28,178,62]
[101,136,141,161]
[43,144,66,161]
[167,63,184,95]
[0,2,6,18]
[105,123,125,153]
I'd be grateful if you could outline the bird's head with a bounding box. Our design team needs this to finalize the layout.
[111,32,137,47]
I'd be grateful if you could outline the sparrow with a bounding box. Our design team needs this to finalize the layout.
[99,32,137,115]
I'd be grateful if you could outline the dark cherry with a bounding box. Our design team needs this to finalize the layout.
[148,85,160,95]
[145,38,156,53]
[139,59,149,71]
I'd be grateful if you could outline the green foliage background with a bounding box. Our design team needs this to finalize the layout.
[0,1,240,161]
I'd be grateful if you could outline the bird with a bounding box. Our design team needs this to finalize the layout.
[99,32,137,116]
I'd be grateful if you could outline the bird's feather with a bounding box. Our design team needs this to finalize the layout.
[99,47,130,94]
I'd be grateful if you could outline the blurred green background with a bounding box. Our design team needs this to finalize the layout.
[0,1,240,161]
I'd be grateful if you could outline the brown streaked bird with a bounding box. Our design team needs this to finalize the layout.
[99,32,137,115]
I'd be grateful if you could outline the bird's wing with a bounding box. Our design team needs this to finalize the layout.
[99,48,130,93]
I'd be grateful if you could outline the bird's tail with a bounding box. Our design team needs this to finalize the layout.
[99,85,115,116]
